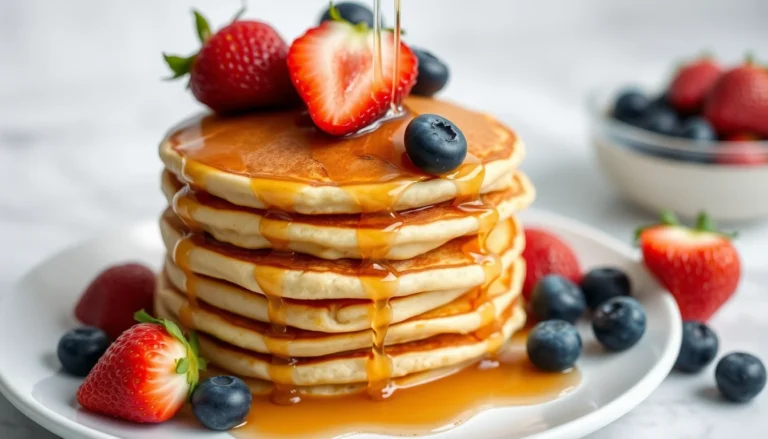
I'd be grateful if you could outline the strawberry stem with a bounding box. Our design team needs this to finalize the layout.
[231,0,247,23]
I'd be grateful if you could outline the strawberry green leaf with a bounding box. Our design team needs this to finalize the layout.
[176,357,190,374]
[163,54,195,80]
[328,2,343,21]
[134,309,161,324]
[193,10,212,43]
[189,331,201,356]
[659,210,680,226]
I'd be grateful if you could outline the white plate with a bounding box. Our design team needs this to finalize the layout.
[0,209,681,439]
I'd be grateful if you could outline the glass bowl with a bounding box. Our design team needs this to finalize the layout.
[588,87,768,222]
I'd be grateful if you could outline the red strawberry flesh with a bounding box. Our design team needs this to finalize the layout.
[287,20,418,136]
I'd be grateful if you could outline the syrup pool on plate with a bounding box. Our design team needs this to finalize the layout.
[231,330,580,438]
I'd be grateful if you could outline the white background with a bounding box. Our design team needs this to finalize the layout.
[1,0,768,437]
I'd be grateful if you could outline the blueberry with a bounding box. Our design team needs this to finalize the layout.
[319,2,375,27]
[404,114,467,174]
[677,117,716,141]
[592,297,646,351]
[526,320,582,372]
[715,353,766,403]
[531,275,586,324]
[612,88,650,124]
[640,106,679,136]
[56,327,110,377]
[580,267,631,310]
[674,321,719,373]
[192,376,252,431]
[411,48,450,97]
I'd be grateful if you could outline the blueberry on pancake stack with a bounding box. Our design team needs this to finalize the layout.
[157,4,534,405]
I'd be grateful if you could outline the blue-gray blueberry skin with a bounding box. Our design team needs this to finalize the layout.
[526,320,582,372]
[674,321,719,374]
[319,2,376,27]
[192,376,253,431]
[57,326,110,377]
[411,48,450,97]
[592,296,646,352]
[404,114,467,174]
[531,274,587,324]
[715,353,767,403]
[580,267,631,310]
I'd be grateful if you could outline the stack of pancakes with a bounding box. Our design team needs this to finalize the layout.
[155,96,535,400]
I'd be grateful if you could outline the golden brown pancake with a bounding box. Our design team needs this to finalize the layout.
[160,210,524,300]
[156,259,523,357]
[163,258,526,333]
[161,170,534,260]
[159,97,524,214]
[156,298,525,386]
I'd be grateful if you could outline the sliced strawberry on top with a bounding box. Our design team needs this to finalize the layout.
[287,13,418,136]
[637,211,740,322]
[77,310,206,424]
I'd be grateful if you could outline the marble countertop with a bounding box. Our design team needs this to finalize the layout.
[2,0,767,437]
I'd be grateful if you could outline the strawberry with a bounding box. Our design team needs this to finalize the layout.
[522,228,582,300]
[287,7,418,136]
[75,263,156,340]
[667,57,722,114]
[704,58,768,137]
[638,211,740,322]
[716,133,768,166]
[164,10,297,113]
[77,310,206,423]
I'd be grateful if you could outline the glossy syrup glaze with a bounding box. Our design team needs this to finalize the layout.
[230,330,580,438]
[161,1,577,437]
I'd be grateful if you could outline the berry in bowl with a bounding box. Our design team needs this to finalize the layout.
[589,55,768,222]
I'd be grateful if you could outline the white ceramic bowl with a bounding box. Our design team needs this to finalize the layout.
[589,88,768,222]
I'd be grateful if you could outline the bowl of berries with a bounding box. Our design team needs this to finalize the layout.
[589,56,768,222]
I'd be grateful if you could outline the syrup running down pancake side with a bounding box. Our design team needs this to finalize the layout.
[157,0,576,436]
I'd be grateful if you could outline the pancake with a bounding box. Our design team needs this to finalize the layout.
[159,97,524,214]
[156,299,525,386]
[157,257,523,357]
[160,211,524,300]
[163,258,526,333]
[205,359,477,398]
[162,170,534,260]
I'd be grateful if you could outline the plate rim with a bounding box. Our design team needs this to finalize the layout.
[0,208,682,439]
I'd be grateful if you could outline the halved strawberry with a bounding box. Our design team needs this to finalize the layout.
[77,310,206,423]
[637,211,740,322]
[287,11,418,136]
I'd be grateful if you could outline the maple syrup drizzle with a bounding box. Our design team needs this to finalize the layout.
[390,0,403,112]
[158,3,579,437]
[171,234,199,329]
[255,204,302,404]
[232,332,580,439]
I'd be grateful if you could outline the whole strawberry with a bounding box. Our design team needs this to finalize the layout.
[287,6,418,136]
[77,311,206,423]
[164,10,297,113]
[704,58,768,137]
[638,211,740,322]
[522,228,582,300]
[667,57,722,114]
[75,263,156,340]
